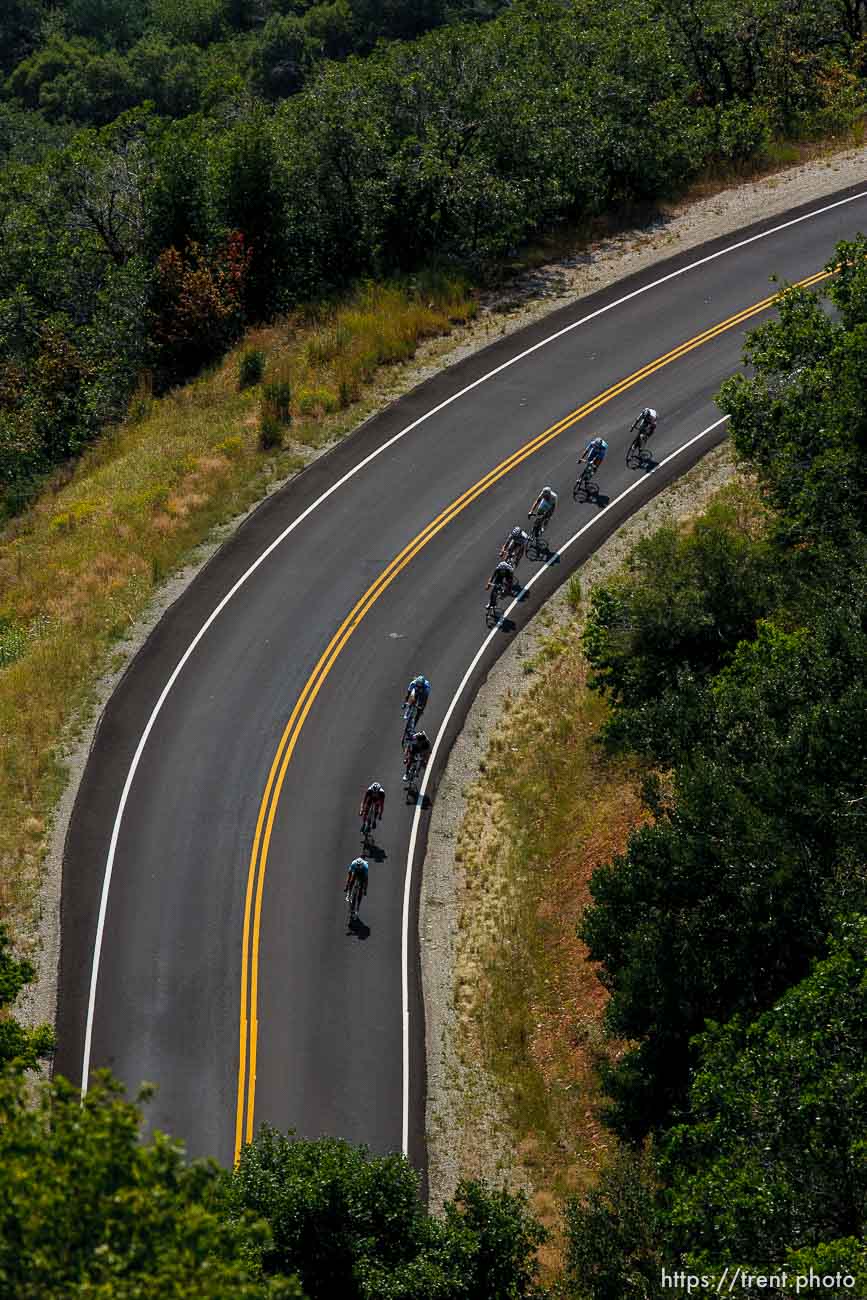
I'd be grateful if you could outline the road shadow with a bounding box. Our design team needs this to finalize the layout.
[627,451,658,473]
[347,914,371,939]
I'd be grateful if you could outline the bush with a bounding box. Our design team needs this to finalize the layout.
[239,348,265,389]
[258,411,283,450]
[262,379,291,423]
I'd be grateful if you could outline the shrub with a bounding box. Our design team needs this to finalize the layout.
[259,411,283,450]
[239,348,265,389]
[262,379,291,423]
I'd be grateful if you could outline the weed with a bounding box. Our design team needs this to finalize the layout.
[258,412,283,450]
[239,348,266,389]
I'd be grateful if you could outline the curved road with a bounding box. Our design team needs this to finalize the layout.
[56,184,867,1171]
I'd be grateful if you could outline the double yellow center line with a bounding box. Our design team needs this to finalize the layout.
[234,267,830,1161]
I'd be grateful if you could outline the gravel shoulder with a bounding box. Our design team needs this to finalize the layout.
[24,145,866,1111]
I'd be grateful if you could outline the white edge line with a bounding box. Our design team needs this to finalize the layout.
[81,186,867,1097]
[399,414,730,1155]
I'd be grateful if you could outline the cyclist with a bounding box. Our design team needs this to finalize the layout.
[529,486,558,524]
[632,407,657,444]
[486,558,516,598]
[580,435,608,469]
[404,675,431,719]
[359,782,385,830]
[344,856,369,902]
[500,526,529,566]
[403,729,431,781]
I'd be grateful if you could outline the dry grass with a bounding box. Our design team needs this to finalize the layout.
[0,272,475,951]
[454,633,647,1280]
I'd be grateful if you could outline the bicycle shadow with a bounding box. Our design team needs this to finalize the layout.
[527,542,561,565]
[627,453,658,473]
[347,915,371,939]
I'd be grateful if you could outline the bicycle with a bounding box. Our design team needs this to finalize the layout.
[404,751,427,794]
[485,578,510,625]
[402,694,426,747]
[346,876,364,922]
[573,460,599,499]
[626,427,649,466]
[527,511,552,557]
[360,806,379,843]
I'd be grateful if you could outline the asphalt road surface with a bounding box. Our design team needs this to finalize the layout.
[56,182,867,1173]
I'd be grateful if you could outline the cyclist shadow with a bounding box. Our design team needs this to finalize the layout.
[577,487,612,508]
[405,790,432,809]
[347,915,371,939]
[526,543,560,565]
[627,452,658,474]
[364,841,388,863]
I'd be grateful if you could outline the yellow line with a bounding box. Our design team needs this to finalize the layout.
[233,268,831,1161]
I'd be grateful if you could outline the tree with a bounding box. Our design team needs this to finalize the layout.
[665,918,867,1265]
[0,0,47,77]
[151,231,251,386]
[582,485,779,762]
[228,1130,431,1296]
[563,1151,665,1300]
[49,110,152,266]
[0,1072,303,1298]
[228,1129,547,1299]
[581,594,867,1138]
[252,13,321,98]
[720,237,867,550]
[215,111,291,318]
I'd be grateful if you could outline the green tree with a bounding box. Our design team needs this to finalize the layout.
[147,0,228,46]
[581,595,867,1138]
[251,13,321,98]
[229,1130,431,1295]
[0,1072,303,1299]
[0,0,46,77]
[229,1129,546,1298]
[665,918,867,1264]
[215,110,290,317]
[582,485,779,762]
[563,1150,665,1300]
[720,238,867,550]
[67,0,145,49]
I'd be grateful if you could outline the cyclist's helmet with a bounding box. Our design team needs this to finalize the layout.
[369,782,384,794]
[541,486,554,497]
[351,857,368,871]
[510,526,524,540]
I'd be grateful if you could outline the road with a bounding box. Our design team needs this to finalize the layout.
[55,183,867,1172]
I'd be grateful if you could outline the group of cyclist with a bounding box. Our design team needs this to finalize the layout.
[345,674,432,919]
[485,407,656,613]
[346,407,659,919]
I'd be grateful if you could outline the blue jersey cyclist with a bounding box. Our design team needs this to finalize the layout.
[581,435,608,467]
[405,675,431,718]
[345,856,369,898]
